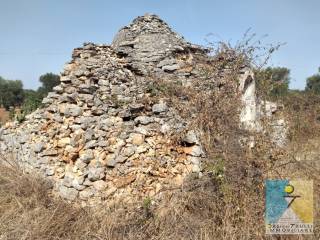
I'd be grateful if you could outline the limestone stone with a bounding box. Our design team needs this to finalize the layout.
[75,160,87,171]
[60,76,71,82]
[93,180,107,191]
[122,146,135,157]
[59,185,79,201]
[136,145,148,154]
[41,149,58,156]
[162,64,179,72]
[183,145,204,157]
[79,188,95,200]
[72,176,86,191]
[33,143,44,153]
[79,150,94,163]
[192,165,201,173]
[104,154,117,167]
[152,101,168,114]
[45,168,55,176]
[114,175,136,188]
[59,104,82,117]
[183,130,199,145]
[134,126,150,136]
[57,137,71,148]
[105,186,117,197]
[134,116,154,125]
[62,174,74,187]
[131,133,145,145]
[88,167,105,181]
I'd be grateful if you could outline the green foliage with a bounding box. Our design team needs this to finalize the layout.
[142,197,152,209]
[205,156,225,181]
[21,89,43,114]
[142,197,153,219]
[0,76,24,110]
[37,73,60,98]
[146,82,169,96]
[146,80,183,98]
[22,72,59,113]
[9,107,15,120]
[305,67,320,94]
[255,67,290,98]
[15,112,26,123]
[0,73,60,121]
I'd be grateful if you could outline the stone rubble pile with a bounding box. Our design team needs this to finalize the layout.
[0,14,286,205]
[0,15,212,205]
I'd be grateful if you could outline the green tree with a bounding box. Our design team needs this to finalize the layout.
[37,73,60,98]
[0,76,24,110]
[305,68,320,94]
[255,67,290,98]
[18,72,60,117]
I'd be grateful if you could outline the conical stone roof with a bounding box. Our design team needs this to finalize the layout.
[112,14,207,74]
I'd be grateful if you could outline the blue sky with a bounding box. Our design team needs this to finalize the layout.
[0,0,319,90]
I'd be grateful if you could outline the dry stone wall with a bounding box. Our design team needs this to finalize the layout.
[0,15,211,206]
[0,14,283,205]
[239,67,287,147]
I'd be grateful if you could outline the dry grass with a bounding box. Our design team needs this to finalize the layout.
[0,157,92,240]
[1,150,318,239]
[0,108,10,125]
[1,43,319,239]
[0,156,265,240]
